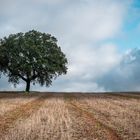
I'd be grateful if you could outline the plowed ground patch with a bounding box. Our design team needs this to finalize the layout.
[0,93,139,140]
[66,99,121,140]
[0,95,46,137]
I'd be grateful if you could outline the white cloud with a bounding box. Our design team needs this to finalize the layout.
[67,43,120,79]
[45,0,130,46]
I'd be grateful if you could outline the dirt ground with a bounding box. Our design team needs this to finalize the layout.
[0,92,139,140]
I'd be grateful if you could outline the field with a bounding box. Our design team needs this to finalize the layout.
[0,92,139,140]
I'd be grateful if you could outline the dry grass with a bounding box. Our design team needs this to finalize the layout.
[0,94,39,116]
[0,92,139,140]
[70,93,140,140]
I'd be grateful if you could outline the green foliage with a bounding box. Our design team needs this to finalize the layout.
[0,30,68,91]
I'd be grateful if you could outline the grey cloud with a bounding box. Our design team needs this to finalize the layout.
[97,48,140,91]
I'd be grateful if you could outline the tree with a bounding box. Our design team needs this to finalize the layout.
[0,30,68,92]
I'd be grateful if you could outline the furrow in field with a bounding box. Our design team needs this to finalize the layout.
[25,95,72,140]
[72,94,140,140]
[1,93,140,140]
[0,97,39,116]
[82,94,140,115]
[104,95,140,113]
[0,95,46,139]
[2,94,72,140]
[65,97,121,140]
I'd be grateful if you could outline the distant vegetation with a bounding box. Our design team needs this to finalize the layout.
[0,30,68,92]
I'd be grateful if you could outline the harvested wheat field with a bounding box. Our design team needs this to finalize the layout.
[0,92,139,140]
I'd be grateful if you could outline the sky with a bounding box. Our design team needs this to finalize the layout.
[0,0,140,92]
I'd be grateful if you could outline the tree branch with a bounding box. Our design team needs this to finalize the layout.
[8,67,27,82]
[17,74,27,82]
[31,74,38,80]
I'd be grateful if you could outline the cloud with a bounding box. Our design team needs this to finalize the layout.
[0,0,130,40]
[0,0,134,91]
[67,43,120,79]
[97,48,140,91]
[32,43,121,92]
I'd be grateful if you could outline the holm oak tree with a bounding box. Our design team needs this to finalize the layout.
[0,30,68,92]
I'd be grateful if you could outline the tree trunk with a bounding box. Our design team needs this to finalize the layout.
[26,80,30,92]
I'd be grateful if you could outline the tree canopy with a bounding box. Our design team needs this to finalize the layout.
[0,30,68,92]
